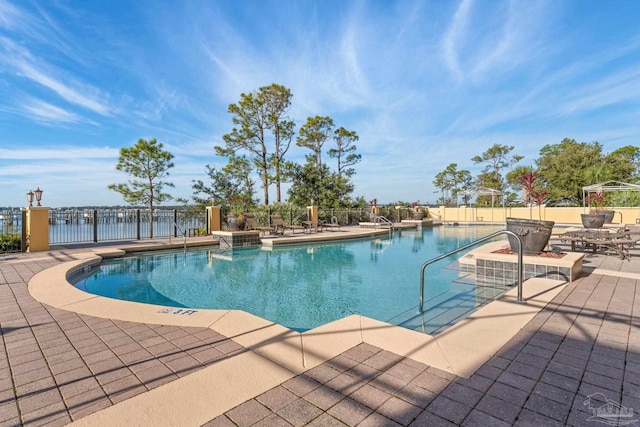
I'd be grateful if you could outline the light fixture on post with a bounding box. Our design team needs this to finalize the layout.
[34,187,43,206]
[27,190,34,207]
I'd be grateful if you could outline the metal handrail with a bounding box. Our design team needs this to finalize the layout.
[419,230,525,310]
[374,215,394,237]
[168,216,187,255]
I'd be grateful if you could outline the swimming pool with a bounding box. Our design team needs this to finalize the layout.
[73,226,506,333]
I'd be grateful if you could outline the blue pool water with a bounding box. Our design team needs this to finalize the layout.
[73,226,505,332]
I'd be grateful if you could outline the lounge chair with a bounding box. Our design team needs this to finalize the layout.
[556,229,606,252]
[321,216,341,232]
[623,224,640,235]
[244,213,274,235]
[583,232,640,260]
[270,214,305,235]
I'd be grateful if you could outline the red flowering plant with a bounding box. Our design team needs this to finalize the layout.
[410,200,421,211]
[520,171,548,220]
[586,191,607,210]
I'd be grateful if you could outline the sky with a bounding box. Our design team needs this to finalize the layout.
[0,0,639,208]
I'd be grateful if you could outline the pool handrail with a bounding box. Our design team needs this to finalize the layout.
[374,215,394,237]
[419,230,525,311]
[168,216,187,255]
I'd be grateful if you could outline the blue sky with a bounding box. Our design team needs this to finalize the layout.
[1,0,638,208]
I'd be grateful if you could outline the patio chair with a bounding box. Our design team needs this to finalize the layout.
[554,229,607,253]
[583,233,640,260]
[270,214,305,235]
[244,213,274,235]
[321,216,341,232]
[623,224,640,234]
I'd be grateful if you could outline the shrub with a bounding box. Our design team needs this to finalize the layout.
[0,233,21,253]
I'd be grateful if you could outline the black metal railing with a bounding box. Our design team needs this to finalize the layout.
[47,208,206,244]
[1,205,423,253]
[0,209,22,253]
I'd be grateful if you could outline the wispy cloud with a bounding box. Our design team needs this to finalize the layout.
[0,0,22,30]
[17,60,110,116]
[469,1,549,82]
[21,99,84,125]
[0,147,118,160]
[442,0,473,82]
[0,38,111,117]
[557,66,640,116]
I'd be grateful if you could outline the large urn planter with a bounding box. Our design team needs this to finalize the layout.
[227,214,239,230]
[226,214,246,231]
[596,210,615,224]
[506,217,555,255]
[581,213,606,229]
[412,212,425,220]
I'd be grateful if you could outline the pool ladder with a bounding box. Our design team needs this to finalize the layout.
[374,215,394,237]
[419,230,525,311]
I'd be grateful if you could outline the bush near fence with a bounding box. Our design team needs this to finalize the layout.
[243,205,413,227]
[0,233,21,253]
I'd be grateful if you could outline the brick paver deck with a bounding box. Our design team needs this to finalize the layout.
[205,272,640,426]
[1,243,639,426]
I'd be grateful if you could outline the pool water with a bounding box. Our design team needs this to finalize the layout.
[73,226,506,333]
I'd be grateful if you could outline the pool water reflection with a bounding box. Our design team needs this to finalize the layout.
[74,226,504,332]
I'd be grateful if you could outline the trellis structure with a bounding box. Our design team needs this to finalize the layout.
[582,181,640,216]
[458,187,504,221]
[458,186,503,207]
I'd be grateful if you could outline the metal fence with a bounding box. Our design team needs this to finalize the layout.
[48,208,206,244]
[1,205,419,253]
[240,206,416,227]
[0,209,23,253]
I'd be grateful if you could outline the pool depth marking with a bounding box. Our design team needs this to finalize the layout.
[158,308,198,315]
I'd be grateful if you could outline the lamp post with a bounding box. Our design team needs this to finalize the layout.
[23,186,49,252]
[34,187,43,206]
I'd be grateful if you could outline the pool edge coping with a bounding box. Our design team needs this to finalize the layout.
[29,248,569,426]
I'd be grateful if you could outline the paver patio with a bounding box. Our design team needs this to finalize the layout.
[0,235,639,426]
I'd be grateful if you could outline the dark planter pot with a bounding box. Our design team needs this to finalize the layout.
[596,210,615,224]
[506,217,555,255]
[412,212,425,220]
[581,213,606,229]
[227,214,242,231]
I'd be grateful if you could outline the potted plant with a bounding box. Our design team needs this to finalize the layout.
[585,191,613,225]
[226,195,246,231]
[506,171,555,254]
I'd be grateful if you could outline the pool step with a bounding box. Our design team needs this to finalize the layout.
[389,270,512,335]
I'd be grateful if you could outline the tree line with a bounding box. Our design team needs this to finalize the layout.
[433,139,640,207]
[108,83,365,235]
[107,86,640,239]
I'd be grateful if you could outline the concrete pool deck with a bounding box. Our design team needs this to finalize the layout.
[1,225,639,426]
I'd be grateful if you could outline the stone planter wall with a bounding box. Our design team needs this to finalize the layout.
[459,241,584,286]
[212,231,261,249]
[475,258,575,286]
